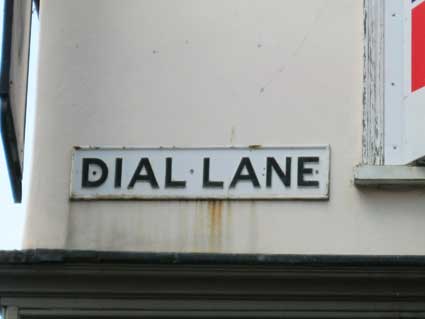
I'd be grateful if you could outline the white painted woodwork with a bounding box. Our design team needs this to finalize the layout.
[363,0,385,165]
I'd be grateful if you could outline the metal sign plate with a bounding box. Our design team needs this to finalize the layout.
[70,146,330,200]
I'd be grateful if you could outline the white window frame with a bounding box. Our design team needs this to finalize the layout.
[356,0,425,186]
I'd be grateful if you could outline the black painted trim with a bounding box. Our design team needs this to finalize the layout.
[2,249,425,317]
[0,0,22,202]
[34,0,39,16]
[2,249,425,267]
[0,98,22,202]
[0,0,33,203]
[0,0,13,96]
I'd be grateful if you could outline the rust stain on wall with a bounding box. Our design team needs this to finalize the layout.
[208,200,223,250]
[224,201,233,245]
[193,200,205,251]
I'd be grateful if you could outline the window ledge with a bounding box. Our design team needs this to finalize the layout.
[354,165,425,186]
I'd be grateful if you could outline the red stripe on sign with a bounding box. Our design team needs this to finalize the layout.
[412,2,425,92]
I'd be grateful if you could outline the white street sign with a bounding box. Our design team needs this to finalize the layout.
[70,146,330,200]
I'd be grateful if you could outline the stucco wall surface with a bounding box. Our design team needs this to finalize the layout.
[24,0,425,255]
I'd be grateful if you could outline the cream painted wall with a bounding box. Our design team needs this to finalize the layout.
[24,0,424,255]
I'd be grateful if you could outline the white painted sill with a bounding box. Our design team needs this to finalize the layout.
[354,165,425,186]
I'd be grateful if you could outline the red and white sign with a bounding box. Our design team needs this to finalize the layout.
[411,0,425,92]
[385,0,425,164]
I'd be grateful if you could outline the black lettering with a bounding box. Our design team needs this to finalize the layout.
[165,157,186,188]
[82,158,108,188]
[203,158,224,188]
[114,158,123,188]
[297,157,319,187]
[266,157,291,187]
[230,157,260,188]
[128,158,159,189]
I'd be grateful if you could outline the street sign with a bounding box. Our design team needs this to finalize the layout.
[70,146,330,200]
